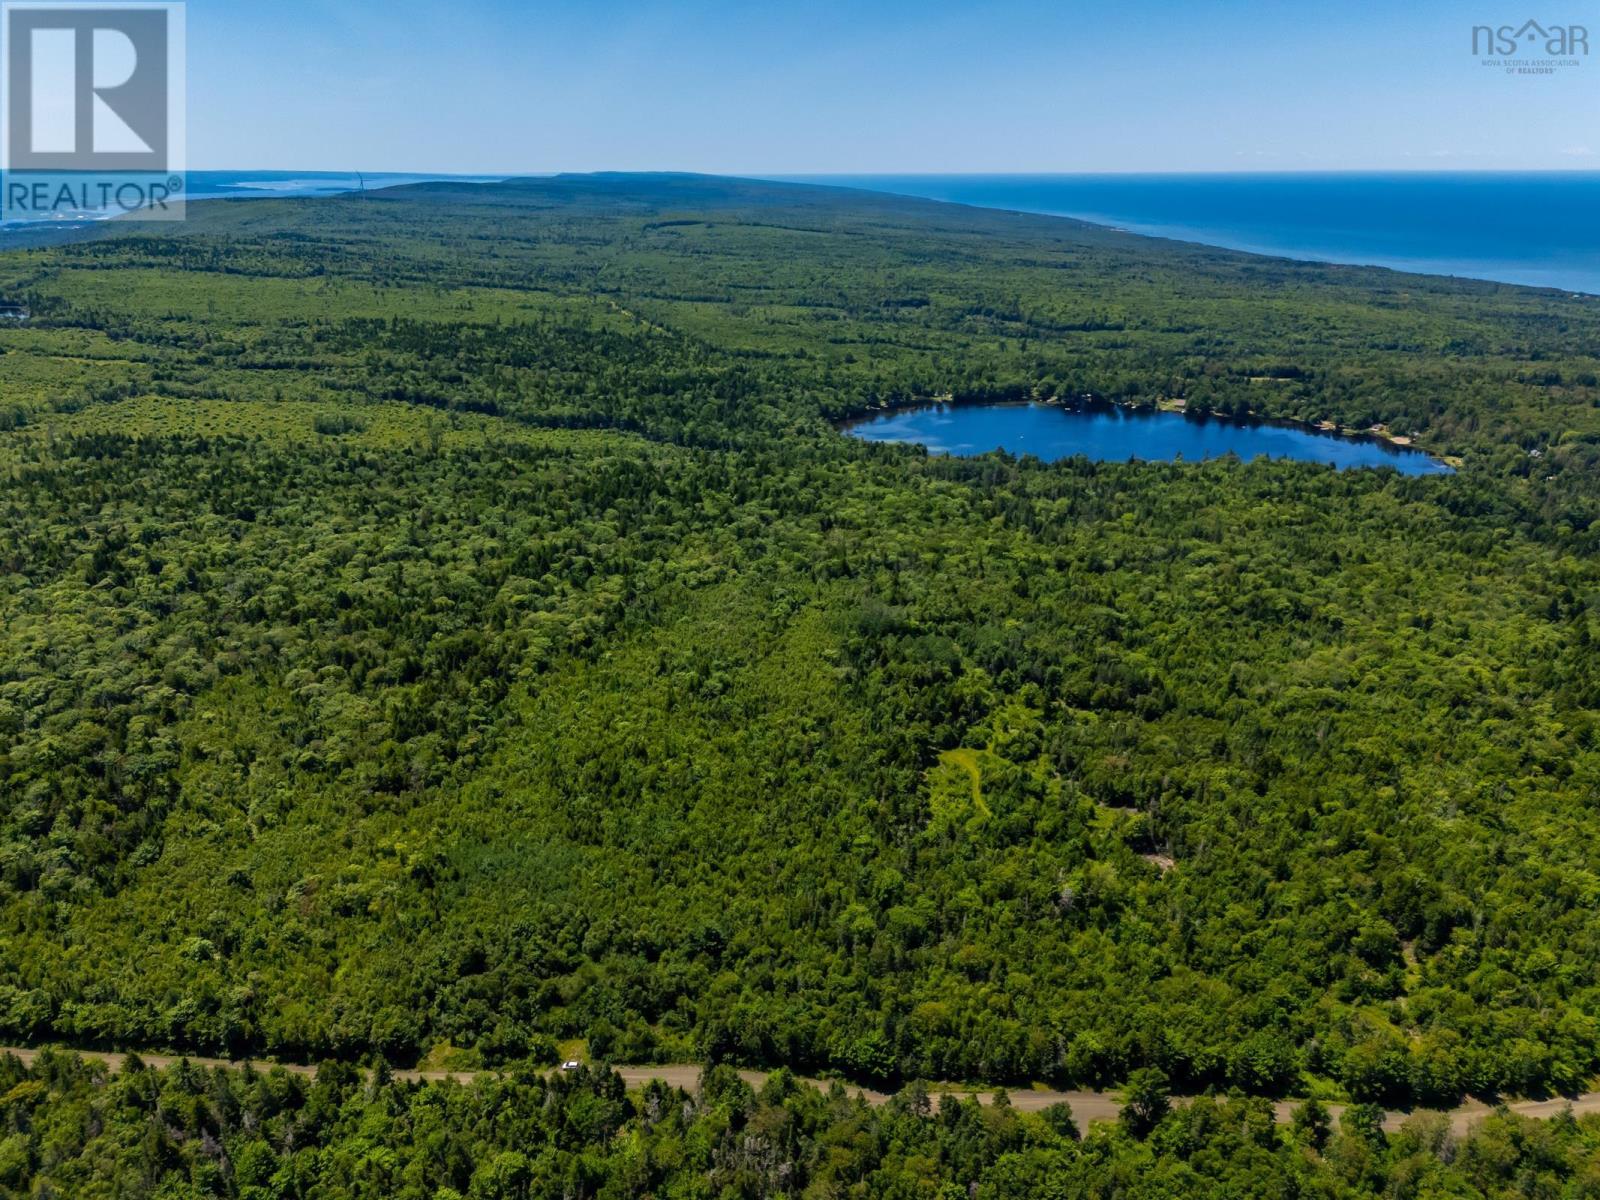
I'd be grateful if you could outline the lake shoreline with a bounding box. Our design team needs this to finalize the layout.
[837,393,1457,471]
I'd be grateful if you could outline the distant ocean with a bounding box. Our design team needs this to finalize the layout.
[796,173,1600,296]
[0,171,502,240]
[177,171,504,201]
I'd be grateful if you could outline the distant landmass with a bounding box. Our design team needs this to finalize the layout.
[177,171,508,200]
[12,170,1600,297]
[0,171,506,247]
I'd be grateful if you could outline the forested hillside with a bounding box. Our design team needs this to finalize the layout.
[1,175,1599,1120]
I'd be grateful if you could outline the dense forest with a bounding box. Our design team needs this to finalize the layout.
[4,1050,1600,1199]
[2,175,1600,1174]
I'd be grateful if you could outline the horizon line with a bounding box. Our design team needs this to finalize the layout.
[186,166,1600,178]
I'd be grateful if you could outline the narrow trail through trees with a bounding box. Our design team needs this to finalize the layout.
[6,1045,1593,1136]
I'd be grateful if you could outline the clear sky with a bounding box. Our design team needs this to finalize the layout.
[192,0,1600,173]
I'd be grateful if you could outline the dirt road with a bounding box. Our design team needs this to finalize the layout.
[5,1045,1593,1136]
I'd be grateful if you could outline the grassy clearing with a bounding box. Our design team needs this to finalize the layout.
[929,747,992,823]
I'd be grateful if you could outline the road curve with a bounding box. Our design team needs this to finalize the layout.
[3,1045,1593,1136]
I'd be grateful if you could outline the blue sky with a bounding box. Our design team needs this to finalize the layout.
[192,0,1599,172]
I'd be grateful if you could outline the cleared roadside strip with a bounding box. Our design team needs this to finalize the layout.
[3,1045,1591,1136]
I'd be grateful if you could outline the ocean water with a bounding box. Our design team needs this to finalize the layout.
[842,402,1452,475]
[802,173,1600,295]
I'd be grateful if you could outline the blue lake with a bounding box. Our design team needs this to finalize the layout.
[841,403,1453,474]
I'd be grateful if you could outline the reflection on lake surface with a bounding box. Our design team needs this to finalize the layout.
[841,402,1453,474]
